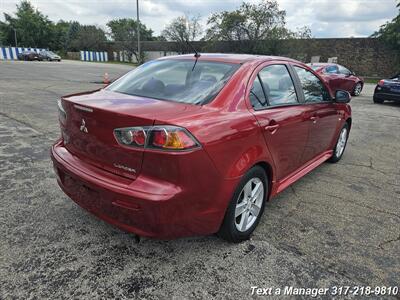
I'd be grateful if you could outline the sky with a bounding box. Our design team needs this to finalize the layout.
[0,0,398,38]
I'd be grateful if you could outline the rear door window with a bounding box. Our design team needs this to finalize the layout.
[250,76,268,110]
[258,65,298,107]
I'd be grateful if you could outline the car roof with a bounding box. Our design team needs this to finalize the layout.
[158,53,301,64]
[308,63,336,67]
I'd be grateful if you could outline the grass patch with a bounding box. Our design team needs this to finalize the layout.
[363,77,381,84]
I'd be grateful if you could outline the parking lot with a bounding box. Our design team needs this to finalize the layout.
[0,60,399,299]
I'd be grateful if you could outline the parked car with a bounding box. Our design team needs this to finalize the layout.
[51,54,352,242]
[308,63,364,96]
[40,50,61,61]
[373,73,400,103]
[17,50,42,61]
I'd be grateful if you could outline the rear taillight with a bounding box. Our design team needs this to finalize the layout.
[116,127,147,147]
[378,79,385,86]
[114,126,199,151]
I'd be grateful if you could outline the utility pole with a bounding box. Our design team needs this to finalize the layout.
[136,0,141,64]
[13,28,17,47]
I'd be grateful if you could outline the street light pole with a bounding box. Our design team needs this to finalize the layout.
[13,28,17,47]
[136,0,141,64]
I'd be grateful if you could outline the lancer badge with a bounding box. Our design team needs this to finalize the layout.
[80,119,88,133]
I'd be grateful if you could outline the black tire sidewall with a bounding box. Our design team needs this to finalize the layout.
[218,166,268,242]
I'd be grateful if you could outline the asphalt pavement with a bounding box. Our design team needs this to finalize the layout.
[0,59,399,299]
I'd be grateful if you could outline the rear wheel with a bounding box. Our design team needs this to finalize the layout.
[218,166,267,243]
[373,96,384,104]
[352,82,363,96]
[329,123,349,163]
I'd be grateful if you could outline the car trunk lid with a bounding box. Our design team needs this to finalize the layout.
[61,89,203,179]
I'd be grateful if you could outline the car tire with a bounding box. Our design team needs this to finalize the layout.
[218,166,268,243]
[352,82,363,96]
[373,96,384,104]
[329,123,349,163]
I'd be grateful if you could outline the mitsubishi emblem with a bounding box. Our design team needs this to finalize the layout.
[80,119,88,133]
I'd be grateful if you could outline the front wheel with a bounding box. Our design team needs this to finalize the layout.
[352,82,363,96]
[329,123,349,163]
[218,166,267,243]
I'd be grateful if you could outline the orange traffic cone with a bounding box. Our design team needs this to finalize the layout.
[103,72,110,85]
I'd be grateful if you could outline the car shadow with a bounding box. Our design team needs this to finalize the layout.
[381,101,400,107]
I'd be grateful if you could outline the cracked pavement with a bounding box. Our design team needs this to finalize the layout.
[0,60,399,299]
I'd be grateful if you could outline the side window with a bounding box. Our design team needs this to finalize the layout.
[338,65,351,75]
[258,65,298,106]
[294,66,331,103]
[325,65,338,74]
[250,76,267,110]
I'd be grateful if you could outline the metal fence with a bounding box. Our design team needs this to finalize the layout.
[0,47,47,60]
[80,51,108,62]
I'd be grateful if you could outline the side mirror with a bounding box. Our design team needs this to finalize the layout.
[335,90,351,103]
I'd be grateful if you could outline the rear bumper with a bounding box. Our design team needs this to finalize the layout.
[374,89,400,102]
[51,140,237,239]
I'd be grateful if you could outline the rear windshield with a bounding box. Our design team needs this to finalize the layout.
[106,59,240,105]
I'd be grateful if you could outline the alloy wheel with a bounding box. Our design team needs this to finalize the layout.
[354,83,362,96]
[335,127,348,157]
[234,177,264,232]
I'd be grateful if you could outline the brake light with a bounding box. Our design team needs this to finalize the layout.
[152,129,167,147]
[114,126,199,151]
[115,127,148,147]
[378,80,385,86]
[133,129,146,146]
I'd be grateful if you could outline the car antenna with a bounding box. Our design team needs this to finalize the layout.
[185,39,201,71]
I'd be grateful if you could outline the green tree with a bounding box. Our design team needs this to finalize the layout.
[372,1,400,49]
[48,20,70,51]
[162,15,203,43]
[0,24,6,45]
[205,0,311,54]
[0,0,53,47]
[107,18,154,63]
[69,25,107,51]
[65,21,81,50]
[107,18,154,42]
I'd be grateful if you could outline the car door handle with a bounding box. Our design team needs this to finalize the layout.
[265,124,280,133]
[310,116,318,123]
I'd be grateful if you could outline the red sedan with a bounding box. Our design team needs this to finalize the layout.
[308,63,364,96]
[51,54,352,242]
